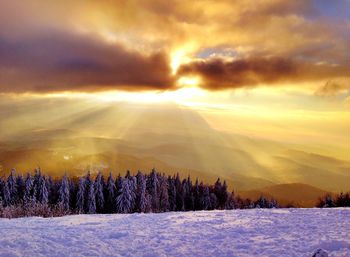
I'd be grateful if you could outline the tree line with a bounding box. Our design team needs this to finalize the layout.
[0,168,279,217]
[316,192,350,208]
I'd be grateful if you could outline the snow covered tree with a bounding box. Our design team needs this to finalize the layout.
[168,176,177,211]
[147,169,159,211]
[116,177,136,213]
[136,171,150,213]
[2,180,11,207]
[183,177,194,211]
[7,169,18,204]
[175,174,184,211]
[95,172,105,213]
[37,176,49,205]
[76,177,85,213]
[159,175,169,212]
[32,169,42,200]
[16,174,25,202]
[84,173,96,214]
[201,185,211,210]
[193,179,201,210]
[86,180,96,214]
[209,193,217,210]
[58,174,70,210]
[105,172,116,213]
[24,173,34,205]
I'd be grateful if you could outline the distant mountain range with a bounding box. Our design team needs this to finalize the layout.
[0,100,349,204]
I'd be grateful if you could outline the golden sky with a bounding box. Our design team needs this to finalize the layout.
[0,0,350,160]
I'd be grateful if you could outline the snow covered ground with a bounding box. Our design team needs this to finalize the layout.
[0,208,349,257]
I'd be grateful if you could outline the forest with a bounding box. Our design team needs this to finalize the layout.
[0,169,348,218]
[0,168,280,218]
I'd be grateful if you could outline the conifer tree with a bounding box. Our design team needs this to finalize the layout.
[175,174,184,211]
[16,174,25,202]
[76,177,85,214]
[58,174,70,210]
[7,169,18,204]
[147,169,159,211]
[136,171,149,213]
[95,172,105,213]
[116,177,136,213]
[159,176,169,212]
[201,185,211,210]
[24,173,34,205]
[37,175,49,205]
[105,172,116,213]
[2,181,11,207]
[84,173,96,214]
[168,176,177,211]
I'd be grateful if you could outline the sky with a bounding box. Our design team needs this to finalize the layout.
[0,0,350,161]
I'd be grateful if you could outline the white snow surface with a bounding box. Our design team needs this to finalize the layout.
[0,208,349,257]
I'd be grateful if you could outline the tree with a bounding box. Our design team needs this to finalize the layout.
[105,172,116,213]
[58,174,70,210]
[24,173,34,205]
[136,171,150,213]
[168,176,177,211]
[37,176,49,205]
[116,178,136,213]
[16,174,25,201]
[147,169,159,211]
[2,180,11,207]
[193,179,201,210]
[175,174,184,211]
[159,175,169,212]
[76,177,85,213]
[7,169,18,204]
[95,172,105,213]
[84,173,96,214]
[201,185,211,210]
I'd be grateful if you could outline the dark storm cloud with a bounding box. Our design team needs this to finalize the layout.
[0,30,175,93]
[177,57,350,90]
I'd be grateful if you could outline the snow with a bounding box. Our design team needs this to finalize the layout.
[0,208,349,257]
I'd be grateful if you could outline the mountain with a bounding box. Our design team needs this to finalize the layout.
[238,183,330,207]
[0,99,349,193]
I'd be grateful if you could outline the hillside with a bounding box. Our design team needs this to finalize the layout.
[239,183,330,207]
[0,100,349,192]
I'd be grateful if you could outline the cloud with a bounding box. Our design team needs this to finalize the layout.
[314,81,349,97]
[0,30,175,93]
[0,0,350,93]
[177,57,350,90]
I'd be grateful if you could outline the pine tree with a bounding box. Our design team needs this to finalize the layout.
[58,174,70,210]
[16,174,25,202]
[147,169,159,211]
[136,171,149,213]
[24,173,34,205]
[32,169,42,201]
[7,169,18,204]
[87,180,96,214]
[159,175,169,212]
[168,176,177,211]
[175,174,184,211]
[116,178,136,213]
[2,180,11,207]
[193,179,201,210]
[37,176,49,205]
[201,185,211,210]
[84,173,96,214]
[105,172,116,213]
[76,177,85,214]
[95,172,105,213]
